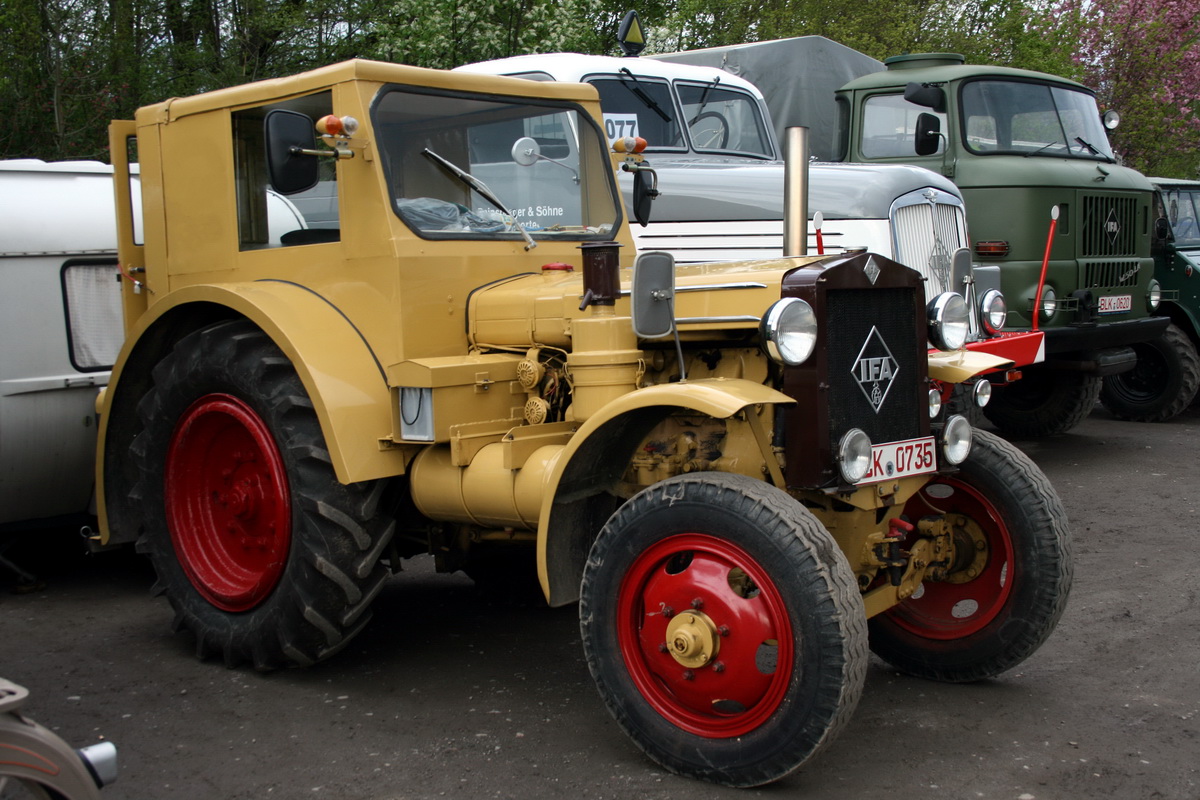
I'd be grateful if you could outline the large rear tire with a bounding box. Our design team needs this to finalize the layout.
[868,429,1072,682]
[132,320,394,670]
[982,368,1100,437]
[580,473,866,787]
[1100,323,1200,422]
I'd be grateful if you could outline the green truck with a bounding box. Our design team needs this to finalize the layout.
[834,54,1181,434]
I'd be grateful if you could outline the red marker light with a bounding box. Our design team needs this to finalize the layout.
[613,136,648,154]
[316,115,343,136]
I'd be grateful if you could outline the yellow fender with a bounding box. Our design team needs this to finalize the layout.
[97,280,408,542]
[928,349,1014,383]
[537,378,794,606]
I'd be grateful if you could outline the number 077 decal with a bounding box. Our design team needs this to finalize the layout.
[603,113,639,142]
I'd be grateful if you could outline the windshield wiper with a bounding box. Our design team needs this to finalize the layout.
[617,68,672,123]
[422,148,536,250]
[1023,140,1062,157]
[688,75,721,125]
[1075,136,1114,161]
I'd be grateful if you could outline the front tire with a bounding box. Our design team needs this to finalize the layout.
[868,429,1072,682]
[982,368,1100,437]
[1100,323,1200,422]
[132,320,394,670]
[580,473,866,787]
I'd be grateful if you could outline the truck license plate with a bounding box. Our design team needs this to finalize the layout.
[861,437,937,483]
[1098,294,1132,314]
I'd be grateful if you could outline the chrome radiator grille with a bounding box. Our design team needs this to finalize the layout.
[892,196,968,296]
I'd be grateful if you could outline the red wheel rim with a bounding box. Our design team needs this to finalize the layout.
[616,533,793,738]
[165,393,291,612]
[887,477,1015,639]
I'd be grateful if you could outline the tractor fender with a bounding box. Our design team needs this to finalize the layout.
[928,348,1015,384]
[537,378,794,606]
[97,281,408,544]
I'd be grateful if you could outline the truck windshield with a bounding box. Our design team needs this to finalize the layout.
[589,76,685,150]
[676,81,773,158]
[1162,186,1200,247]
[960,80,1115,161]
[373,87,620,239]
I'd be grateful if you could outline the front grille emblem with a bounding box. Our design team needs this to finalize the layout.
[853,326,898,413]
[1105,207,1121,247]
[863,255,881,285]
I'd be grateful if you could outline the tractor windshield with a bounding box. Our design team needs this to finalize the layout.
[373,87,621,240]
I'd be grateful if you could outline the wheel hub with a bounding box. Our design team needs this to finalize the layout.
[945,516,989,584]
[665,610,720,668]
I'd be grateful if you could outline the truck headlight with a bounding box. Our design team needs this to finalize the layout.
[973,379,992,407]
[1040,285,1057,321]
[927,292,969,351]
[837,428,873,484]
[942,414,972,465]
[980,289,1007,334]
[1147,279,1162,311]
[761,298,818,365]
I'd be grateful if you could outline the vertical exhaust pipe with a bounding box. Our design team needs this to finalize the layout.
[783,127,810,257]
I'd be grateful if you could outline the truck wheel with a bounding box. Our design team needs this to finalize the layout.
[868,429,1072,682]
[131,320,394,670]
[1099,323,1200,422]
[579,473,866,787]
[982,368,1100,437]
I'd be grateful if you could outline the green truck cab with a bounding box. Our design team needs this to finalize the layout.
[836,54,1174,435]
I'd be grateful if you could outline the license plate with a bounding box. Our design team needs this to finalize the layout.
[861,437,937,483]
[1098,294,1132,314]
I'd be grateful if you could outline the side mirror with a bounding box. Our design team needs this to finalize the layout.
[1155,217,1171,240]
[265,109,319,195]
[904,82,947,113]
[631,167,660,227]
[914,112,942,156]
[512,137,540,166]
[631,251,675,338]
[950,246,972,292]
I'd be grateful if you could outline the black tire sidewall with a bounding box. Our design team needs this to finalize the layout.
[581,474,863,787]
[1100,323,1200,421]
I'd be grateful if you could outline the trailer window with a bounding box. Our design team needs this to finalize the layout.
[61,259,124,371]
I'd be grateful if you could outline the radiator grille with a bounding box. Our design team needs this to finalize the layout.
[826,288,921,445]
[1081,195,1138,257]
[1084,259,1142,289]
[893,202,968,296]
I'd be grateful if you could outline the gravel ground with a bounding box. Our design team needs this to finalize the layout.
[2,404,1198,800]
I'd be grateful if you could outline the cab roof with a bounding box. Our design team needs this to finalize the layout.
[839,57,1092,96]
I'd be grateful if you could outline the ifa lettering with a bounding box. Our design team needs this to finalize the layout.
[853,326,899,414]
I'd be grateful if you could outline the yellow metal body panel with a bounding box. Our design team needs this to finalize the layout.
[928,349,1014,382]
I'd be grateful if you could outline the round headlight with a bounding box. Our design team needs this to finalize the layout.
[1147,279,1162,312]
[837,428,873,484]
[973,379,992,408]
[928,388,943,418]
[761,298,818,365]
[980,289,1007,334]
[942,414,972,465]
[928,292,969,351]
[1040,285,1057,321]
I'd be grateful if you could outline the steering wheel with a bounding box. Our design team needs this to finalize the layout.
[689,111,729,149]
[1173,215,1199,240]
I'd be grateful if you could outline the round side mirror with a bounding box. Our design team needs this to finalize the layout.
[512,137,541,166]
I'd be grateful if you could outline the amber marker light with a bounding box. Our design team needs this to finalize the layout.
[974,241,1010,258]
[612,136,648,154]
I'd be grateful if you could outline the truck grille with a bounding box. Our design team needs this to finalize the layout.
[827,287,922,445]
[892,198,968,296]
[1081,194,1138,257]
[1084,259,1142,289]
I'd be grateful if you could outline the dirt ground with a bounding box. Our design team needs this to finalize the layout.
[2,404,1198,800]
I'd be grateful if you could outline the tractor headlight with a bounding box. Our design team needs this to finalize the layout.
[761,298,818,365]
[980,289,1007,334]
[837,428,873,484]
[942,414,972,465]
[1147,279,1162,312]
[928,292,969,351]
[928,388,943,418]
[973,379,992,407]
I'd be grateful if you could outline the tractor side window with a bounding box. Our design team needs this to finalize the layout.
[233,91,340,250]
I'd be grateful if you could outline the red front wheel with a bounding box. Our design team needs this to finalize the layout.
[869,429,1073,682]
[581,473,866,787]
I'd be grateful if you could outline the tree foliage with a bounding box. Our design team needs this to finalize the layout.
[0,0,1195,176]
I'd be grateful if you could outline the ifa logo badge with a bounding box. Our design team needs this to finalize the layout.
[853,326,898,413]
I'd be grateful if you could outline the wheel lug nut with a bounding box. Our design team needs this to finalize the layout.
[658,642,669,653]
[713,661,725,673]
[691,597,704,609]
[662,606,674,618]
[718,625,730,637]
[682,670,695,681]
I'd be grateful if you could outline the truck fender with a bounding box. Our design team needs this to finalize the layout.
[97,281,407,544]
[537,378,793,607]
[928,349,1015,384]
